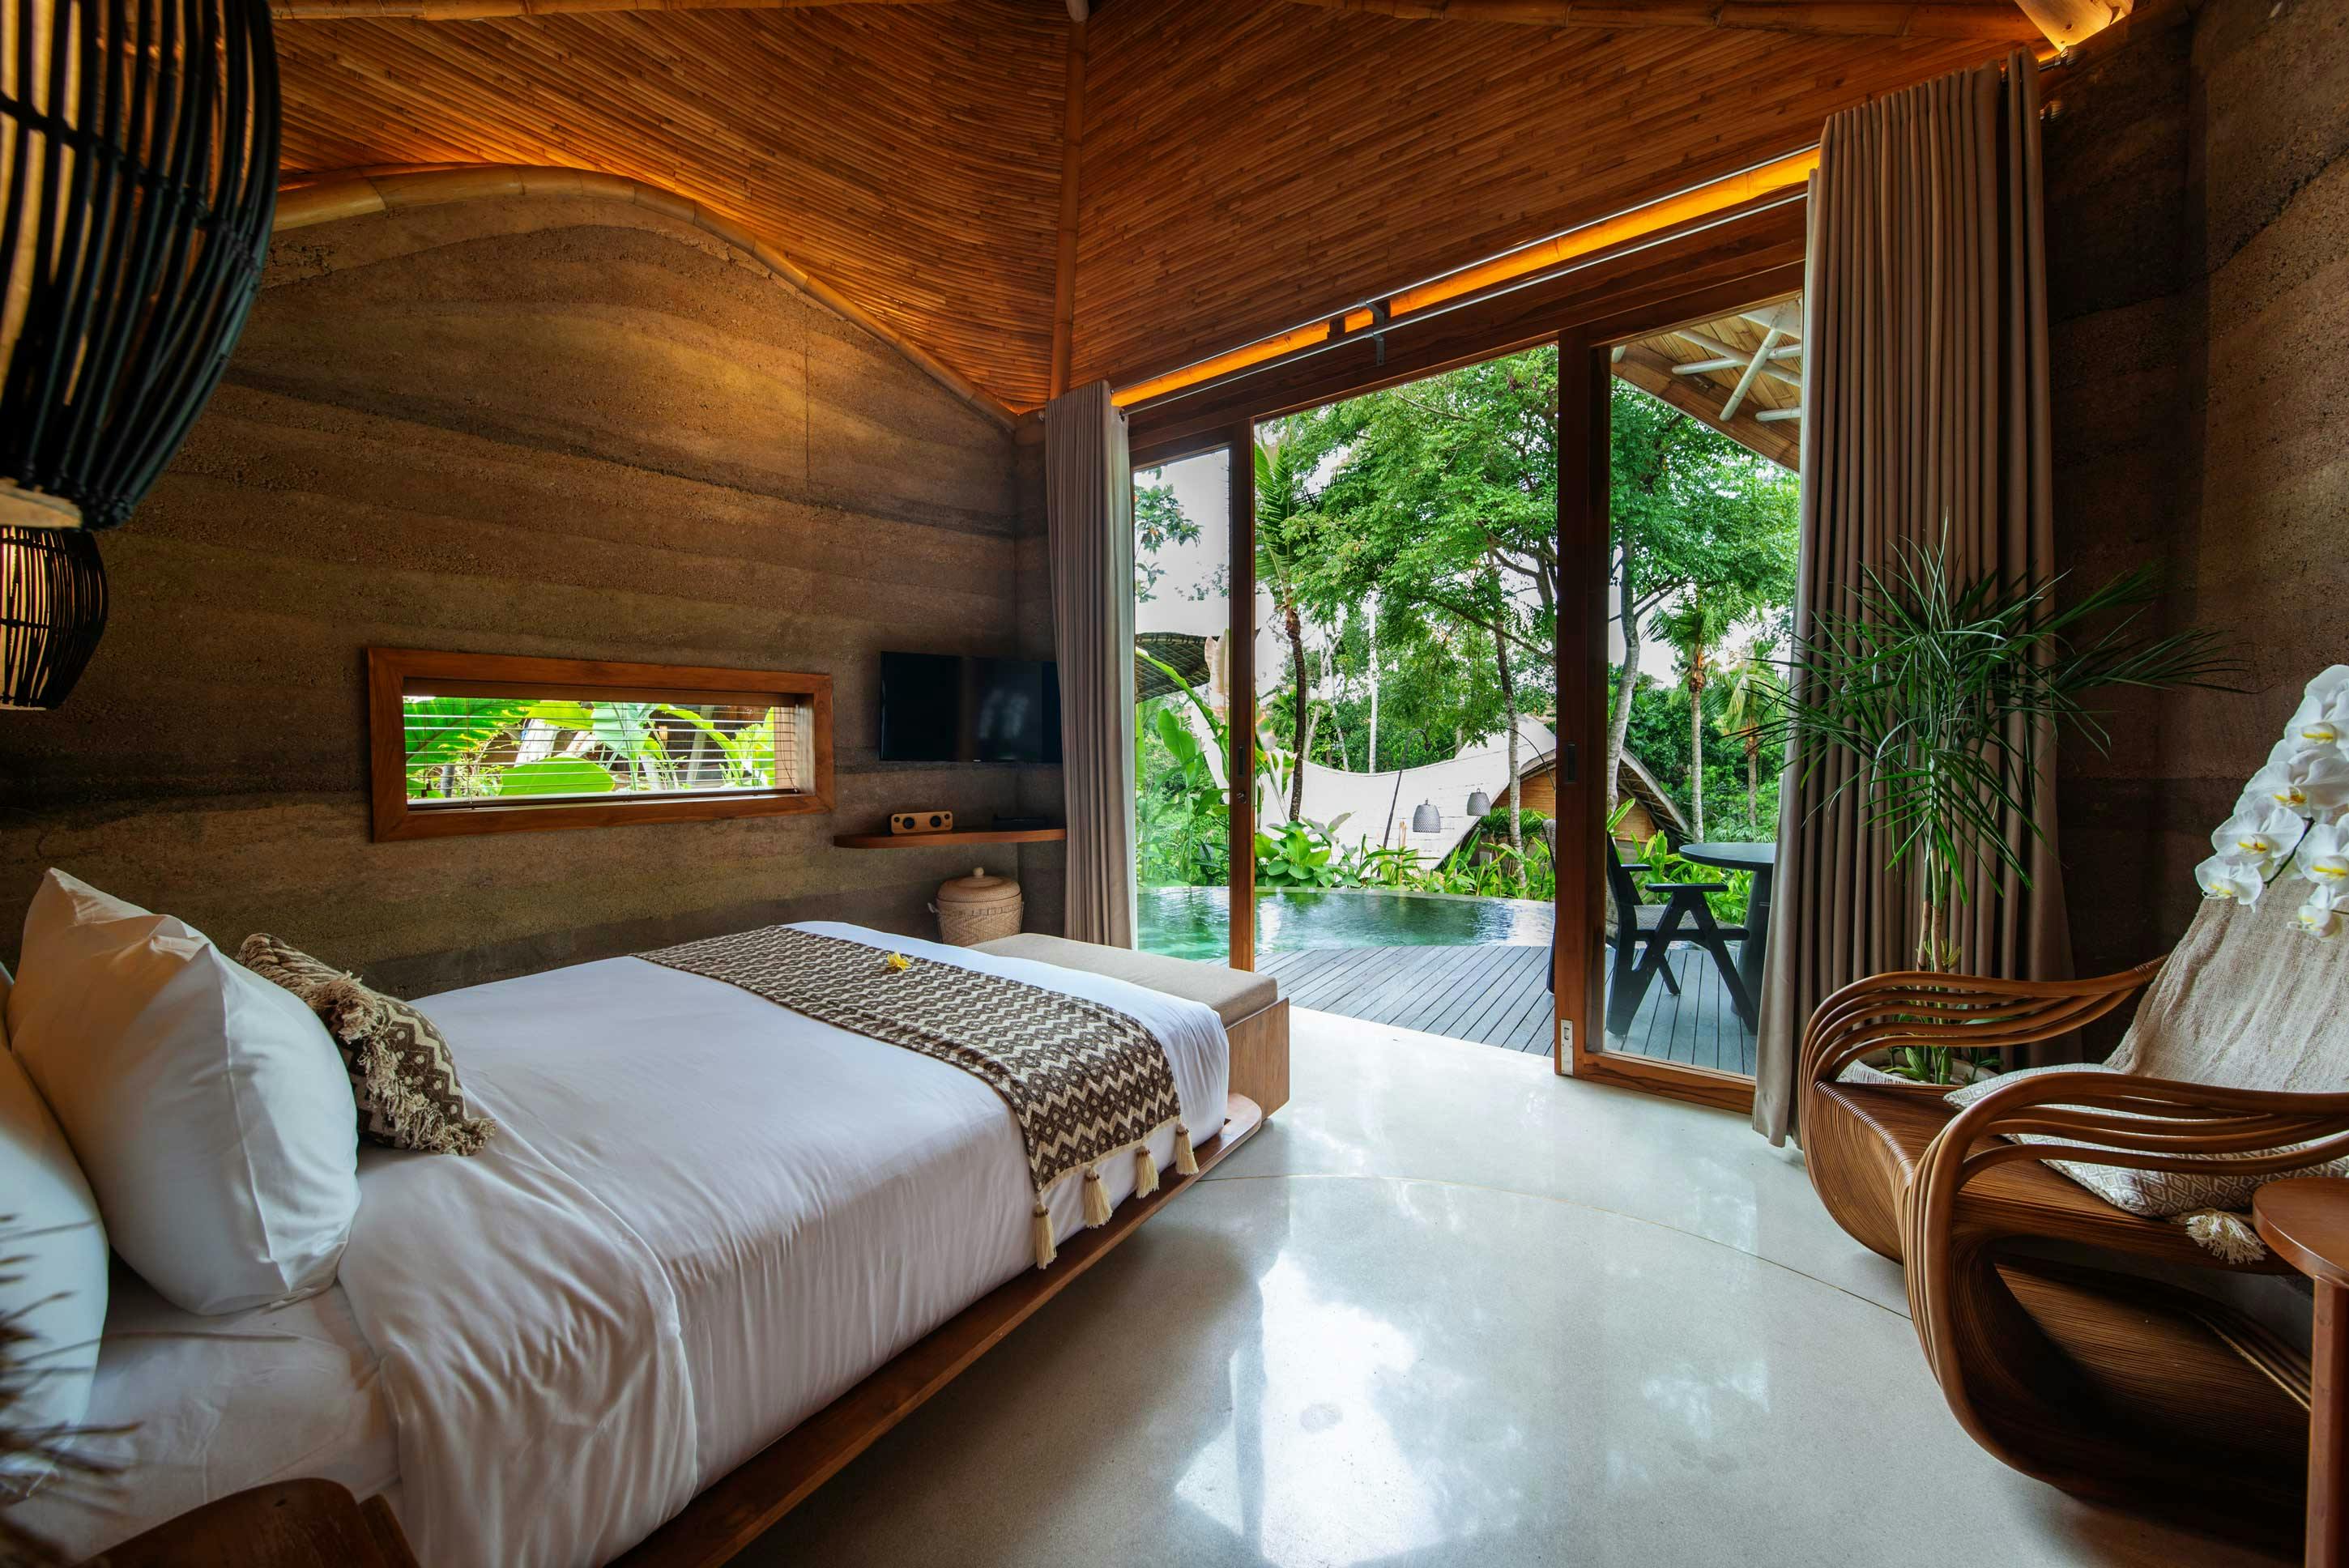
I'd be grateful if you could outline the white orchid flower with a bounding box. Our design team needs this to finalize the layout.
[2299,885,2349,939]
[2301,822,2349,888]
[2245,751,2349,816]
[2286,667,2349,751]
[2211,801,2308,867]
[2196,854,2267,905]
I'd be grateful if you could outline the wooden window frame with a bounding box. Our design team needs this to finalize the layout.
[367,648,833,842]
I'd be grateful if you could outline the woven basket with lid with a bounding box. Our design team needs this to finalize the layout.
[932,866,1021,946]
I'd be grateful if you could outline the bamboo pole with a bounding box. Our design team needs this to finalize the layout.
[2011,0,2131,47]
[1279,0,2044,41]
[272,0,949,20]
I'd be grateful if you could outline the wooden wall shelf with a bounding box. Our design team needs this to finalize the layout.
[832,828,1066,849]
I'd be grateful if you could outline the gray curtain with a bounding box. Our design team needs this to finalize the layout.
[1753,49,2074,1145]
[1044,381,1138,948]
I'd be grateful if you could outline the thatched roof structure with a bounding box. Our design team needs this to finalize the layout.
[266,0,2054,419]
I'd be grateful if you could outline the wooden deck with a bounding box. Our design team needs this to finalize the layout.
[1257,942,1756,1076]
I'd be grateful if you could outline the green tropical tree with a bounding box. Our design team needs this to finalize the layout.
[1301,350,1557,863]
[1652,590,1746,840]
[1133,476,1196,604]
[1605,382,1798,812]
[1769,546,2237,1080]
[1255,432,1326,822]
[1306,352,1557,662]
[1714,636,1785,829]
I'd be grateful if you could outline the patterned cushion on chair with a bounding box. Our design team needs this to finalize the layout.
[1945,1060,2348,1218]
[239,935,497,1157]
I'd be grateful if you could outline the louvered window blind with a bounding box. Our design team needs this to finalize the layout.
[367,650,833,842]
[402,694,811,806]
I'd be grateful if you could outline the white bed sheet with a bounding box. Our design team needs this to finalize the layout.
[8,1268,399,1558]
[337,922,1227,1568]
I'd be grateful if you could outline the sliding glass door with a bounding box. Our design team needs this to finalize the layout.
[1129,444,1250,968]
[1558,292,1804,1110]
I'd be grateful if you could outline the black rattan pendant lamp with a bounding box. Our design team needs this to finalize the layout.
[0,0,280,707]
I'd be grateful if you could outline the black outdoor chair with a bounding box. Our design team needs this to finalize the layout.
[1604,840,1755,1038]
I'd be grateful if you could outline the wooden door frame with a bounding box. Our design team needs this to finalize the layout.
[1124,215,1802,1086]
[1227,420,1258,972]
[1553,267,1808,1114]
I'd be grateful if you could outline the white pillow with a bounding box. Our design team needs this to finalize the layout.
[0,1019,108,1486]
[1946,1061,2349,1216]
[5,871,359,1315]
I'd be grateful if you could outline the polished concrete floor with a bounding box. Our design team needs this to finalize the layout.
[741,1009,2285,1567]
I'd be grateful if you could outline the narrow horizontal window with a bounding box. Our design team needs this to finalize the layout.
[368,650,833,842]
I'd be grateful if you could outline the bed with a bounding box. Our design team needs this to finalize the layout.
[15,922,1243,1568]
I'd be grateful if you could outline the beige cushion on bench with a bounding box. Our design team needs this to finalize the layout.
[974,934,1277,1030]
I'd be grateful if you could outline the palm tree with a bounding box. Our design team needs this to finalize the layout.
[1653,590,1738,840]
[1713,637,1784,829]
[1255,435,1319,822]
[1773,545,2236,982]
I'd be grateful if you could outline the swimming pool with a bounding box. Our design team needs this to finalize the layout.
[1137,885,1554,961]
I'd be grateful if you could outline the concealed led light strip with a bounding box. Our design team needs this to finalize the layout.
[1113,146,1821,410]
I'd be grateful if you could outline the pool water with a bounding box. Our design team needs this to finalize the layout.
[1138,885,1554,961]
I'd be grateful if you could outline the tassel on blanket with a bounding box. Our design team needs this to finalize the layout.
[1133,1145,1160,1199]
[1032,1205,1057,1270]
[1082,1165,1114,1227]
[2176,1208,2266,1264]
[1174,1123,1198,1177]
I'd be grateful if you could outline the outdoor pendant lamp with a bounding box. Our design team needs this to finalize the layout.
[1411,800,1441,833]
[1465,789,1494,818]
[0,0,280,704]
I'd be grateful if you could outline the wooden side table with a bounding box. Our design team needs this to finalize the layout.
[2256,1179,2349,1568]
[83,1480,417,1568]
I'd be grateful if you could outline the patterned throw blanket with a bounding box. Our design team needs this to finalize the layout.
[640,924,1194,1268]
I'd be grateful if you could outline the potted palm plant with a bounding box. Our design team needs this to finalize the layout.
[1770,542,2238,1081]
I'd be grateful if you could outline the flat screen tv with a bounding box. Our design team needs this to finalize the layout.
[879,652,1061,765]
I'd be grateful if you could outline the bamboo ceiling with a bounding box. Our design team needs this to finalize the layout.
[272,0,2035,414]
[273,2,1067,407]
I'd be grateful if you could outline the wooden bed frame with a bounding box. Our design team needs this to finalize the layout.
[611,997,1290,1568]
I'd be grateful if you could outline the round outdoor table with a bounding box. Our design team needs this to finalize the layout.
[2254,1178,2349,1566]
[1677,841,1777,1015]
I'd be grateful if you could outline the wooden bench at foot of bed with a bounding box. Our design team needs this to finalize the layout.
[972,933,1290,1117]
[613,936,1287,1568]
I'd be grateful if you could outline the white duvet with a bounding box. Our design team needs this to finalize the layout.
[336,922,1226,1567]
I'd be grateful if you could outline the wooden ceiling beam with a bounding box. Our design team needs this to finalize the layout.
[271,0,945,21]
[2010,0,2132,49]
[1279,1,2045,43]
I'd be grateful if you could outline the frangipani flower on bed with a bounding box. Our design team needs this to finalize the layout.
[2244,750,2349,816]
[885,952,912,972]
[2210,801,2308,870]
[2196,854,2269,905]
